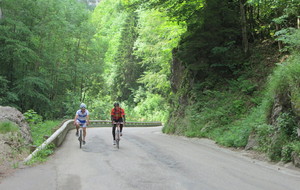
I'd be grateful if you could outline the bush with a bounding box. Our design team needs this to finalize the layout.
[281,143,294,162]
[23,109,43,124]
[26,120,60,165]
[30,120,61,146]
[268,133,288,161]
[292,141,300,156]
[276,112,298,138]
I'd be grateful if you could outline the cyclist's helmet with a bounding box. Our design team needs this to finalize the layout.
[80,103,87,109]
[114,102,119,107]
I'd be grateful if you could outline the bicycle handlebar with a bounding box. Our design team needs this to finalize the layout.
[112,121,124,125]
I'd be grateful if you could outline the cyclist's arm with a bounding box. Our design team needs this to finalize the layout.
[111,108,114,122]
[122,109,126,123]
[86,115,90,125]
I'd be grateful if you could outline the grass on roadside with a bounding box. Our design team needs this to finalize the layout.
[0,121,19,134]
[26,120,61,165]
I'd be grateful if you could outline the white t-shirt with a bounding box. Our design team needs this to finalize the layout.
[76,109,89,123]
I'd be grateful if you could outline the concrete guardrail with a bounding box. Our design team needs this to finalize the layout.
[23,120,162,163]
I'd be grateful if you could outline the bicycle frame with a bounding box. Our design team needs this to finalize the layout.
[113,121,123,149]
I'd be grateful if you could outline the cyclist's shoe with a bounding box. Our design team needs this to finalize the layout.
[76,131,79,137]
[83,141,86,145]
[120,132,123,136]
[113,140,116,145]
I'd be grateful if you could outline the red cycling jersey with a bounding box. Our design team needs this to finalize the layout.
[111,107,125,120]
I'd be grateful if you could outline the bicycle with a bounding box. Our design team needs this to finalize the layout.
[113,121,123,149]
[78,123,84,149]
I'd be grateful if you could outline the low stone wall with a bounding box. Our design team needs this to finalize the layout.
[89,120,162,127]
[52,120,74,147]
[24,120,162,162]
[53,120,162,147]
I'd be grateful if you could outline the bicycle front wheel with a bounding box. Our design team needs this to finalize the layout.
[79,130,82,149]
[116,130,120,149]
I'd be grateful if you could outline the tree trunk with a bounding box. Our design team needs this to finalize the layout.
[0,7,2,19]
[275,23,282,50]
[248,5,255,41]
[74,39,81,94]
[298,16,300,29]
[240,0,249,54]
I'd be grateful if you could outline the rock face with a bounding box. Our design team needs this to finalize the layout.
[269,92,292,126]
[0,106,32,144]
[292,152,300,168]
[245,132,259,150]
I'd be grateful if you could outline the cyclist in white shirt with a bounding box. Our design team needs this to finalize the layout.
[74,103,90,145]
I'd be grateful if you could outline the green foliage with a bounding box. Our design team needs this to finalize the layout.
[24,109,43,124]
[292,141,300,156]
[134,9,185,94]
[132,92,169,122]
[281,143,294,162]
[247,53,300,162]
[0,121,19,134]
[30,120,60,146]
[266,54,300,112]
[227,76,258,95]
[171,0,241,74]
[213,108,265,148]
[90,0,184,121]
[1,0,299,166]
[108,0,300,164]
[26,143,55,164]
[134,0,205,23]
[26,120,60,164]
[88,95,112,120]
[0,0,102,118]
[164,83,256,145]
[275,28,300,52]
[247,0,300,40]
[261,111,299,161]
[14,76,51,114]
[0,75,18,107]
[276,112,298,137]
[268,134,288,161]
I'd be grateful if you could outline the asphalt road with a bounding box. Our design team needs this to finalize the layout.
[1,126,300,190]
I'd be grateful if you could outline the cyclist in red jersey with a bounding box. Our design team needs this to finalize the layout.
[111,102,126,145]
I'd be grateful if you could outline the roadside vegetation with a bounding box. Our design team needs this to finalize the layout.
[163,22,300,163]
[0,122,19,134]
[1,0,300,165]
[23,110,60,164]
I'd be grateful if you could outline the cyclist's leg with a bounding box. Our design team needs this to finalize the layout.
[119,118,123,135]
[120,124,123,132]
[112,124,116,140]
[75,120,80,135]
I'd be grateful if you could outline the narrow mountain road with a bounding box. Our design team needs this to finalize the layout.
[1,127,300,190]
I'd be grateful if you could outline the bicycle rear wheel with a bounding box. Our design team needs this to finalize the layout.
[116,129,120,149]
[79,129,82,149]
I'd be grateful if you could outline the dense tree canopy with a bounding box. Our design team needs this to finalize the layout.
[0,0,103,118]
